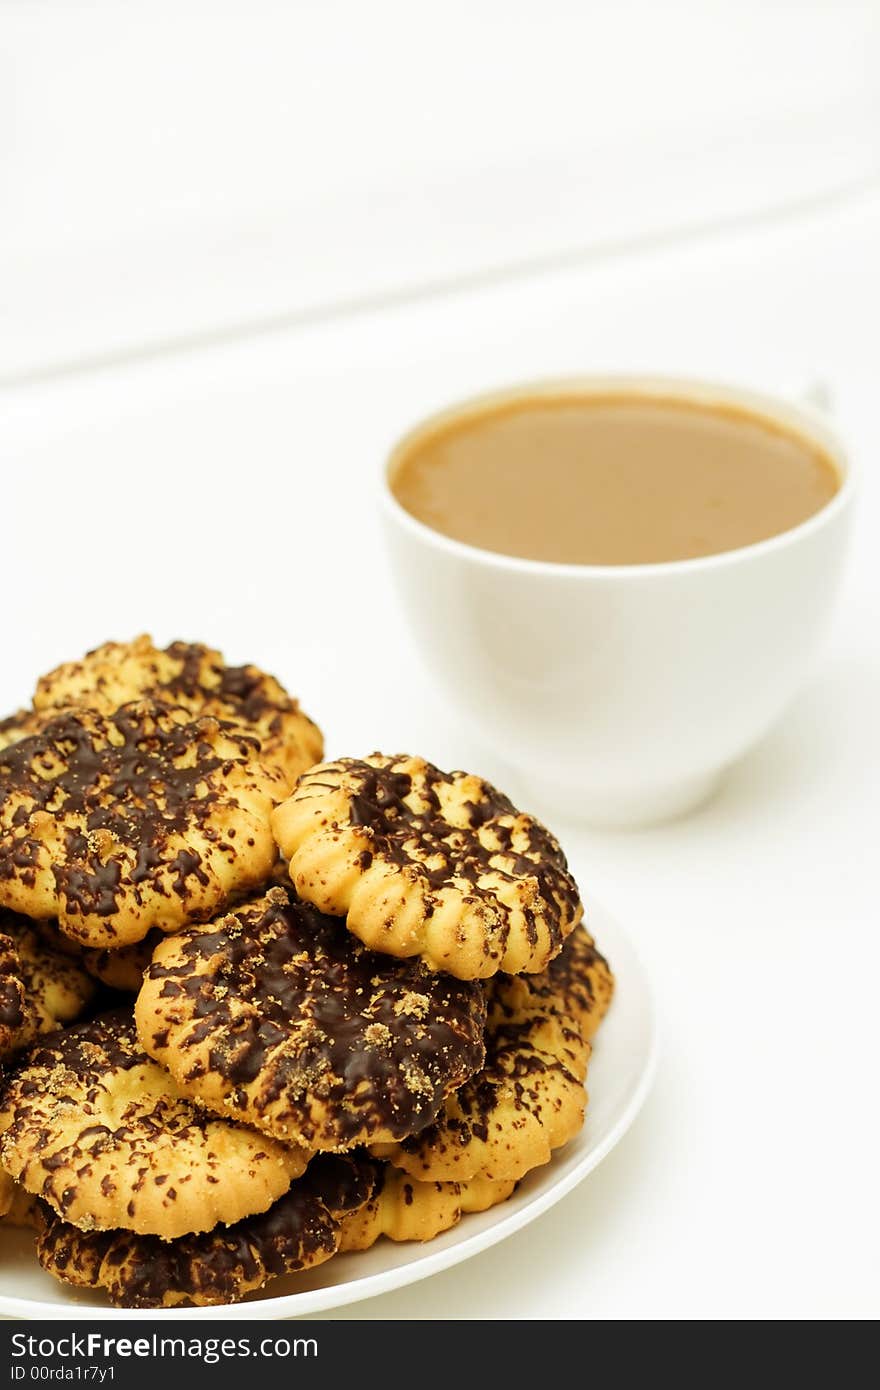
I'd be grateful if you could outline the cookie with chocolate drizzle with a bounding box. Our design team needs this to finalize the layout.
[0,909,95,1059]
[0,709,49,754]
[35,1153,378,1308]
[135,886,487,1151]
[0,934,28,1059]
[0,700,285,949]
[33,634,323,790]
[373,926,614,1183]
[0,1010,309,1238]
[272,754,584,979]
[338,1160,515,1251]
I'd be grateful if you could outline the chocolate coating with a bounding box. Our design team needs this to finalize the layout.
[0,710,47,753]
[163,642,295,738]
[137,886,487,1149]
[345,760,577,929]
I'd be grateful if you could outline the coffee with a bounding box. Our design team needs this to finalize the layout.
[390,393,840,565]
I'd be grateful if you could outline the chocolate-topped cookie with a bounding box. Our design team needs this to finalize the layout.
[373,926,614,1182]
[35,1153,379,1308]
[135,886,487,1150]
[0,1010,309,1237]
[272,754,584,979]
[33,635,323,790]
[0,709,48,754]
[0,700,284,948]
[0,909,95,1059]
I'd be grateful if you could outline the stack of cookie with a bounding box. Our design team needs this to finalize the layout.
[0,637,614,1308]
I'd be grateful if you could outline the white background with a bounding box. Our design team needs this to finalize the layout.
[2,1,879,1319]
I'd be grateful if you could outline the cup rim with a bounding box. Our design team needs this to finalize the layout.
[381,373,855,578]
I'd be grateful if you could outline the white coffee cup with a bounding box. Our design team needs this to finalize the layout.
[381,375,854,827]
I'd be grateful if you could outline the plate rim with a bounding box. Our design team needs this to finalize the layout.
[0,898,658,1321]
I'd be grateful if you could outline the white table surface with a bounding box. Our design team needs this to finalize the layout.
[2,187,878,1319]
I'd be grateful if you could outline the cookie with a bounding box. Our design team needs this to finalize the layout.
[135,886,487,1150]
[0,710,48,753]
[0,1165,13,1217]
[0,1010,308,1237]
[0,701,284,948]
[373,927,613,1182]
[339,1162,515,1251]
[0,910,95,1058]
[0,1175,39,1229]
[34,635,323,789]
[0,933,27,1057]
[0,1166,38,1227]
[272,755,583,979]
[82,932,163,993]
[35,1153,378,1308]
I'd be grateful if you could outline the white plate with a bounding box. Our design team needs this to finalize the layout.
[0,898,656,1321]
